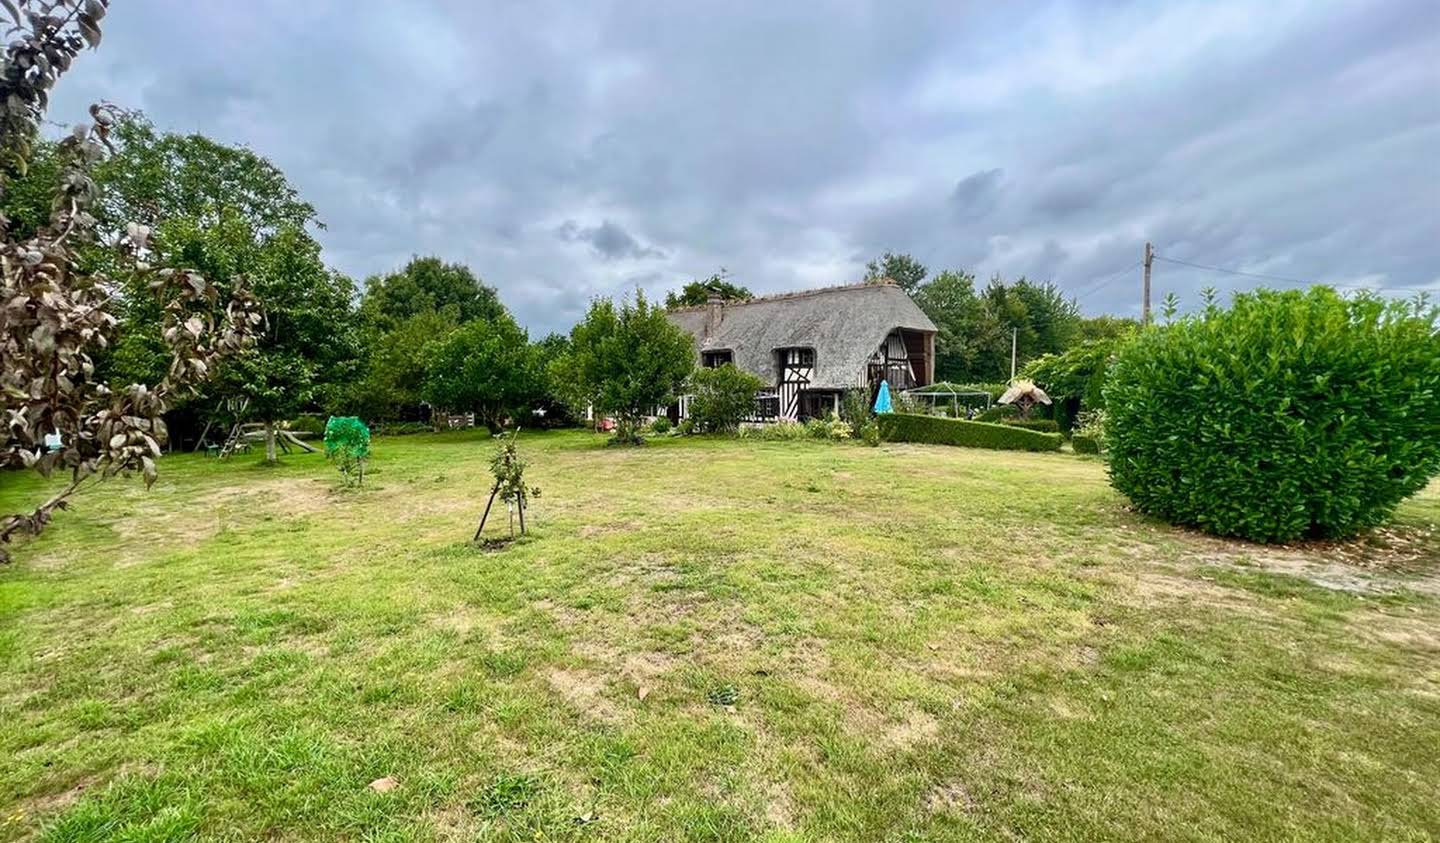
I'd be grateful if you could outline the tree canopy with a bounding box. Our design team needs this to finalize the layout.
[864,251,929,294]
[421,313,537,432]
[160,212,360,457]
[1,1,262,560]
[360,256,506,334]
[664,272,752,308]
[569,291,694,442]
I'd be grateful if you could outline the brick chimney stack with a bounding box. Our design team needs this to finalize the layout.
[704,292,724,338]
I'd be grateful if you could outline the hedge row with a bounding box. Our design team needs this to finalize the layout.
[877,413,1063,452]
[1071,434,1101,455]
[1002,418,1061,433]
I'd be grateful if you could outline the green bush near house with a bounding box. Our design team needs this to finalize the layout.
[1106,287,1440,543]
[687,364,766,434]
[1072,434,1101,455]
[974,404,1017,423]
[1002,418,1061,433]
[650,416,672,434]
[877,413,1063,452]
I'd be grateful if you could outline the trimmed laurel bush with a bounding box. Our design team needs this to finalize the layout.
[324,416,372,486]
[1002,418,1061,433]
[877,413,1063,452]
[1106,288,1440,542]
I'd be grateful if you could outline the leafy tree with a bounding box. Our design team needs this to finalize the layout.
[0,110,335,412]
[348,309,457,422]
[664,271,752,308]
[91,113,319,236]
[570,291,694,443]
[0,2,262,561]
[688,365,765,433]
[913,271,1081,383]
[161,213,359,461]
[360,256,505,334]
[421,314,538,432]
[530,332,583,427]
[1078,315,1139,343]
[913,270,986,381]
[864,251,928,294]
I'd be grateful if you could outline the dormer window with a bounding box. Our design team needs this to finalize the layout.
[702,350,733,368]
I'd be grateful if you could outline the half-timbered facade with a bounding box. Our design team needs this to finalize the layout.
[666,281,938,422]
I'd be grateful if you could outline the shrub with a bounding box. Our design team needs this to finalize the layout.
[378,421,431,436]
[288,415,326,436]
[1002,418,1060,433]
[650,417,673,434]
[838,387,874,426]
[804,412,852,440]
[1071,434,1101,455]
[1073,409,1108,452]
[858,421,880,447]
[1106,288,1440,543]
[688,364,766,434]
[677,418,695,436]
[974,404,1017,423]
[877,413,1063,452]
[323,417,372,486]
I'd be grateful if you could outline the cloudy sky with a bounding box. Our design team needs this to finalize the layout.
[53,0,1440,334]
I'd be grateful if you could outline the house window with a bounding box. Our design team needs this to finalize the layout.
[784,348,814,367]
[798,348,814,367]
[702,350,733,368]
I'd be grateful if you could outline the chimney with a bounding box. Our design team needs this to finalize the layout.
[704,292,723,338]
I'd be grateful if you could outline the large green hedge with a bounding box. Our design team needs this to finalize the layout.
[1002,418,1061,433]
[877,413,1063,452]
[1106,288,1440,543]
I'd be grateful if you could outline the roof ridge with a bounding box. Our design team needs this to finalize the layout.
[668,279,900,313]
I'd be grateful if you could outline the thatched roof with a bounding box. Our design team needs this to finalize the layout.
[998,380,1052,406]
[666,282,937,390]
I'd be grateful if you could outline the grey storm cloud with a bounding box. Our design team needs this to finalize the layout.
[48,0,1440,332]
[951,168,1004,222]
[555,219,666,261]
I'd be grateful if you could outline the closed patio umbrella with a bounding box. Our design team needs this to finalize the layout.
[874,380,893,414]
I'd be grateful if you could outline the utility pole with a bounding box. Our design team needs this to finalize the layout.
[1142,241,1154,324]
[1010,326,1018,381]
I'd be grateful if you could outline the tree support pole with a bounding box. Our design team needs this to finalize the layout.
[473,481,501,542]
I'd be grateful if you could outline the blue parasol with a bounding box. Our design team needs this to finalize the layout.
[873,380,893,414]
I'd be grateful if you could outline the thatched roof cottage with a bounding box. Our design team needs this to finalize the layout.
[666,280,937,421]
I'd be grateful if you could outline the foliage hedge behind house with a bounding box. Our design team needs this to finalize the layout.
[1106,287,1440,543]
[878,413,1063,452]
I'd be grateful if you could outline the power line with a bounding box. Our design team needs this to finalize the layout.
[1153,253,1433,296]
[1068,260,1142,300]
[1153,254,1314,286]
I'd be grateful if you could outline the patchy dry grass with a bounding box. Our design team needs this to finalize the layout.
[1,429,1437,842]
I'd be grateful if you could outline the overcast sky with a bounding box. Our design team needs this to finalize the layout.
[52,1,1440,334]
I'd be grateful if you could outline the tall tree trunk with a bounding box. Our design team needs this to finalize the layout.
[264,421,277,463]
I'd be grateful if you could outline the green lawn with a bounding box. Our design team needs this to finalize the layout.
[1,430,1437,842]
